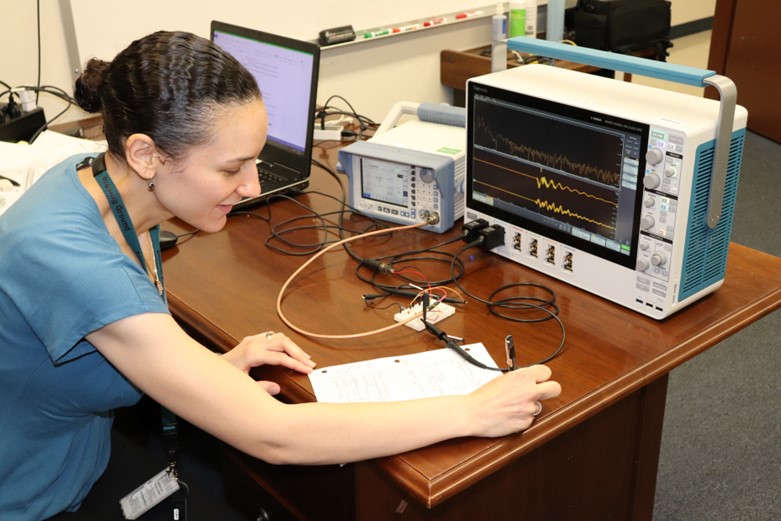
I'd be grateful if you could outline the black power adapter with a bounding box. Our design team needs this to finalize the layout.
[0,104,46,143]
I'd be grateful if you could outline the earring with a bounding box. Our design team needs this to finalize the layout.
[147,180,155,192]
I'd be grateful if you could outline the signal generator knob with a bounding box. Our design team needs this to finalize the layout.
[419,169,435,183]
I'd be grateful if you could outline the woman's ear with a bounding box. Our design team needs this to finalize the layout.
[125,134,160,181]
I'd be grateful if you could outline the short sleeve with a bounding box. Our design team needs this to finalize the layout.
[0,154,170,363]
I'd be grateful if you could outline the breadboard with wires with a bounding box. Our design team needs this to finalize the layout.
[394,302,456,331]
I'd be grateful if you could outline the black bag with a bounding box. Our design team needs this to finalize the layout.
[573,0,672,60]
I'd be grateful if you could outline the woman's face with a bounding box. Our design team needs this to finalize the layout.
[153,98,267,233]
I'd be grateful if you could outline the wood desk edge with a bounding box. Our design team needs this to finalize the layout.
[166,242,781,508]
[375,243,781,506]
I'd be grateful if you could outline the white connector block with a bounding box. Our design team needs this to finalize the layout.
[313,124,344,141]
[394,302,456,331]
[18,89,37,111]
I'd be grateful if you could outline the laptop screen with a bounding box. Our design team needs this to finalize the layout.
[210,21,320,177]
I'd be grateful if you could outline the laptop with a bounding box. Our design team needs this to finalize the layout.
[210,21,320,209]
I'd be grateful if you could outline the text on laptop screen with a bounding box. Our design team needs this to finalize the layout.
[212,29,315,155]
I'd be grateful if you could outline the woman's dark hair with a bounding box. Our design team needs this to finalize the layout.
[74,31,261,160]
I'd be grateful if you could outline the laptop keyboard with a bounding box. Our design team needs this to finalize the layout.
[257,166,288,191]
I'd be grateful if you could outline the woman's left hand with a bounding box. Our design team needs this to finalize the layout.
[222,331,316,395]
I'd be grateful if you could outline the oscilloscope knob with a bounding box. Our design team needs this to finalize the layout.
[645,148,664,165]
[637,259,650,272]
[651,252,668,267]
[643,196,655,208]
[664,166,677,177]
[643,173,661,190]
[640,215,655,230]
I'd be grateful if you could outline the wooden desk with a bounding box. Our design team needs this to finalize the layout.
[161,144,781,521]
[48,115,104,140]
[441,45,658,106]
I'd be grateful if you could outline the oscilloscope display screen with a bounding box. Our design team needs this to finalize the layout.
[466,84,648,268]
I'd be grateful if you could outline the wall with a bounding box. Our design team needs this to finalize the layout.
[2,1,78,126]
[1,0,717,127]
[671,0,716,27]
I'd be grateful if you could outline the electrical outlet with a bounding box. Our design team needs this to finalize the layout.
[394,302,456,331]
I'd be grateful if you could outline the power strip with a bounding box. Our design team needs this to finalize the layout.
[313,124,344,141]
[394,302,456,331]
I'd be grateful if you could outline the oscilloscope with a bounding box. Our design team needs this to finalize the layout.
[465,38,748,319]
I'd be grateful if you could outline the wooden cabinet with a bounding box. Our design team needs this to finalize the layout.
[708,0,781,143]
[441,45,658,107]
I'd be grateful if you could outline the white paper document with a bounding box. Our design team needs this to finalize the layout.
[309,343,502,403]
[0,130,107,215]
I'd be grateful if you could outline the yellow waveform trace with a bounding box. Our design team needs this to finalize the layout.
[476,158,617,207]
[533,198,616,231]
[476,180,616,231]
[536,175,616,207]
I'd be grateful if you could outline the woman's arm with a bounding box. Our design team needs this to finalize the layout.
[88,312,560,465]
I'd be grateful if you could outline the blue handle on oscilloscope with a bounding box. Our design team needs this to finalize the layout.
[505,36,738,230]
[506,36,715,87]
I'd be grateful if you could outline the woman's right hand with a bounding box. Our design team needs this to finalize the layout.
[466,365,561,437]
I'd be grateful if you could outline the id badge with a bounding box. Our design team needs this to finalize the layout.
[119,466,180,520]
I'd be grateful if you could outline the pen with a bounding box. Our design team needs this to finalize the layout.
[455,10,483,20]
[363,29,390,38]
[392,23,421,33]
[423,17,447,27]
[505,334,516,371]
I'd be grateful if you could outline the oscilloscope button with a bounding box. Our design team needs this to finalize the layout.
[640,215,655,230]
[643,173,661,190]
[645,148,664,165]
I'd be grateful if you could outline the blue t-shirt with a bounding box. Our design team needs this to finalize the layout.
[0,154,170,520]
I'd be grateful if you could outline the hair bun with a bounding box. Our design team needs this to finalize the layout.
[74,58,111,113]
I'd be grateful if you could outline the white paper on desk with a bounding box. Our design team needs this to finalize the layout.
[0,131,107,215]
[0,130,106,187]
[309,343,502,403]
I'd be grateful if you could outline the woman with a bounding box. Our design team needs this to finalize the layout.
[0,31,561,520]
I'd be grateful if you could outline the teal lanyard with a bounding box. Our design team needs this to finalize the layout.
[90,154,166,304]
[88,154,178,469]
